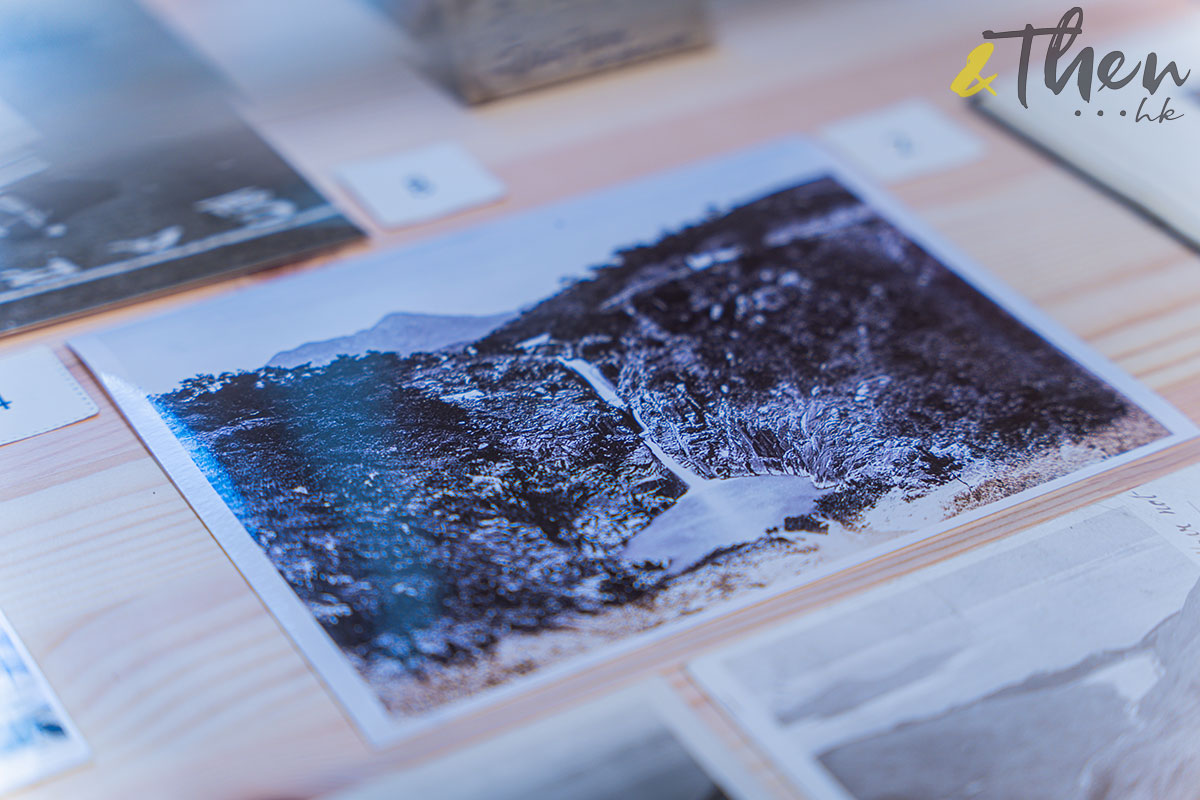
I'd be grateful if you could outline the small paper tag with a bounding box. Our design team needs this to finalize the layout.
[0,346,97,446]
[338,142,506,229]
[820,99,984,183]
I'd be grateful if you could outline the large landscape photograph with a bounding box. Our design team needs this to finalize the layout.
[73,142,1191,738]
[692,473,1200,800]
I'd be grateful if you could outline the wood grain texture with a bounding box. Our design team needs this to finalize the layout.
[3,0,1200,798]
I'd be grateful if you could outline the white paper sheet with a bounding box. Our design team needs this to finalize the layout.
[975,14,1200,248]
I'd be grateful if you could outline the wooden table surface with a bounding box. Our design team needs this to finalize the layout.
[5,0,1200,797]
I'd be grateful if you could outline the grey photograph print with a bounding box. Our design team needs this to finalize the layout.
[690,468,1200,800]
[72,140,1193,741]
[330,683,756,800]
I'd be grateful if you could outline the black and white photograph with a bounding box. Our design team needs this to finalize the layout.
[0,612,88,795]
[691,466,1200,800]
[0,0,362,335]
[326,681,759,800]
[70,139,1194,744]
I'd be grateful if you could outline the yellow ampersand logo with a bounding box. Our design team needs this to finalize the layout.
[951,42,998,97]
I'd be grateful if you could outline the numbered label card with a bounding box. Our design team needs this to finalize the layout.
[0,347,97,447]
[820,99,984,183]
[338,142,507,229]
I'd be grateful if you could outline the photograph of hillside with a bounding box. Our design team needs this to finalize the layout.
[141,172,1172,717]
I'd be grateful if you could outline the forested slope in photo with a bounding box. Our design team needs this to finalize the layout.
[155,177,1163,697]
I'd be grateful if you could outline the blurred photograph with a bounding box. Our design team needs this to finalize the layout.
[71,139,1193,743]
[975,15,1200,252]
[691,467,1200,800]
[0,612,87,795]
[326,682,759,800]
[0,0,362,335]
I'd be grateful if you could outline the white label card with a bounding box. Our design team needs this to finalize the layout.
[338,142,507,229]
[0,346,98,446]
[820,99,984,183]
